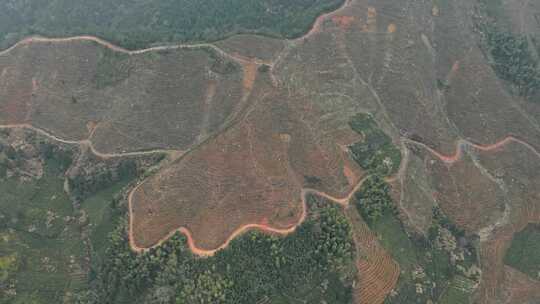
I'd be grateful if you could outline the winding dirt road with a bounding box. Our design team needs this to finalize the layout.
[0,123,179,159]
[0,35,253,65]
[127,133,540,256]
[127,176,367,256]
[404,136,540,164]
[0,0,353,63]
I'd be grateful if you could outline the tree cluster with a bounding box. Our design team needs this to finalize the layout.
[354,174,396,222]
[348,113,401,176]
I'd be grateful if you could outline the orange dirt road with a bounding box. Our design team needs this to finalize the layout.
[127,135,540,257]
[405,136,540,164]
[127,180,361,256]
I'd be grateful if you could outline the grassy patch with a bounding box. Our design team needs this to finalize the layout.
[0,253,18,283]
[370,213,418,272]
[438,276,476,304]
[80,178,132,260]
[348,113,401,176]
[504,223,540,280]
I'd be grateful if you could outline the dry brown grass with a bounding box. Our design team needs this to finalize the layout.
[0,40,245,153]
[503,266,540,304]
[332,15,356,31]
[131,78,299,249]
[130,72,365,249]
[427,150,506,234]
[444,47,540,153]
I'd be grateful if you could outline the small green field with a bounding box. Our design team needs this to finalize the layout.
[80,178,132,262]
[504,223,540,280]
[348,113,401,176]
[370,213,418,272]
[438,276,477,304]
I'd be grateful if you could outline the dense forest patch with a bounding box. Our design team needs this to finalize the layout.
[484,29,540,98]
[504,223,540,280]
[0,0,344,50]
[476,0,540,100]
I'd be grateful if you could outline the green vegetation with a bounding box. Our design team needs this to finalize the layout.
[0,136,141,304]
[476,0,540,99]
[0,144,84,303]
[355,175,397,222]
[81,195,356,304]
[486,30,540,97]
[68,158,138,200]
[348,113,401,176]
[0,254,18,283]
[354,178,480,304]
[438,276,478,304]
[504,223,540,280]
[0,0,344,50]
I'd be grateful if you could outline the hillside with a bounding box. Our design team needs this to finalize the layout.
[1,0,540,303]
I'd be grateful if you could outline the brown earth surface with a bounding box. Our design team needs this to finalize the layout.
[422,147,507,234]
[0,38,247,154]
[129,71,365,250]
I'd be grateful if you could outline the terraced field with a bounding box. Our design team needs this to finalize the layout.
[346,207,400,304]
